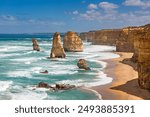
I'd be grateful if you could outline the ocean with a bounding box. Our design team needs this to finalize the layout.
[0,34,119,100]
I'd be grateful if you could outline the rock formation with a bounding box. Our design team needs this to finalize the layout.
[80,29,122,46]
[37,82,52,88]
[37,82,75,90]
[55,84,75,90]
[32,38,40,51]
[116,27,144,52]
[92,29,122,45]
[80,31,95,42]
[77,59,90,70]
[134,26,150,90]
[63,31,83,52]
[50,32,66,58]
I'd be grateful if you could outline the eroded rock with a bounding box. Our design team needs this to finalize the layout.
[50,32,66,58]
[37,82,51,88]
[63,31,83,52]
[77,59,90,70]
[32,38,40,51]
[37,82,75,91]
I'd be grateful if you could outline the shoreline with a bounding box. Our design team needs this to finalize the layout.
[91,52,150,100]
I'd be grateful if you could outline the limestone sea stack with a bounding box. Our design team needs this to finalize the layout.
[63,31,83,52]
[50,32,66,58]
[32,38,40,51]
[77,59,90,70]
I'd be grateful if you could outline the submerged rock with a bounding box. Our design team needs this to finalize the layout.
[50,32,66,58]
[63,31,83,52]
[32,38,40,51]
[77,59,90,70]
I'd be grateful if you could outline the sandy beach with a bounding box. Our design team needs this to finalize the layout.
[91,52,150,100]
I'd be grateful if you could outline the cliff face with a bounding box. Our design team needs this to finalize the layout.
[80,27,144,52]
[63,31,83,52]
[80,31,95,42]
[80,29,122,46]
[134,27,150,90]
[93,29,122,46]
[116,27,144,52]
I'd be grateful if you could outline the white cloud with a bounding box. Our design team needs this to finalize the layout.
[124,0,150,8]
[80,10,101,21]
[88,3,98,9]
[73,10,79,15]
[99,2,118,10]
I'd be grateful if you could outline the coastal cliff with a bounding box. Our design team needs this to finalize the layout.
[134,26,150,90]
[80,29,122,46]
[80,31,95,42]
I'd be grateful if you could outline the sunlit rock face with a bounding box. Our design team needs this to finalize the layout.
[134,26,150,90]
[50,32,66,58]
[63,31,83,52]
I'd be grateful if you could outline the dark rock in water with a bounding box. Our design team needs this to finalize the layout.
[37,82,75,91]
[40,70,48,74]
[55,84,75,90]
[77,59,91,70]
[37,82,51,88]
[50,32,66,58]
[32,38,40,51]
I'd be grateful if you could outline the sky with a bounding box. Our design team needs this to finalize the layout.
[0,0,150,33]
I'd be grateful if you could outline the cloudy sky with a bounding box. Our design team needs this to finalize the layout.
[0,0,150,33]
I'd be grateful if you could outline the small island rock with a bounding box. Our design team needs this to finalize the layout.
[50,32,66,58]
[32,38,40,51]
[77,59,90,70]
[63,31,83,52]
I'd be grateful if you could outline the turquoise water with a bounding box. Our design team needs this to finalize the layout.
[0,34,119,100]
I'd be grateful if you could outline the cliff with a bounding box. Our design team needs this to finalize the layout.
[116,27,144,52]
[134,26,150,90]
[80,31,95,42]
[80,29,122,46]
[93,29,122,46]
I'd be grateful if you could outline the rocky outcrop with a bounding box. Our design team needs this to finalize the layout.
[38,82,52,88]
[63,31,83,52]
[134,26,150,90]
[32,38,40,51]
[37,82,75,90]
[55,84,75,90]
[77,59,90,70]
[50,32,66,58]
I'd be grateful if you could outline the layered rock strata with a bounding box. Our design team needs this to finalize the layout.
[135,27,150,90]
[50,32,66,58]
[63,31,83,52]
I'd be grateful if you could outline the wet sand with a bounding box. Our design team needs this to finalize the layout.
[91,52,150,100]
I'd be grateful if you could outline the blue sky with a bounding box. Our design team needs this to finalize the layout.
[0,0,150,33]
